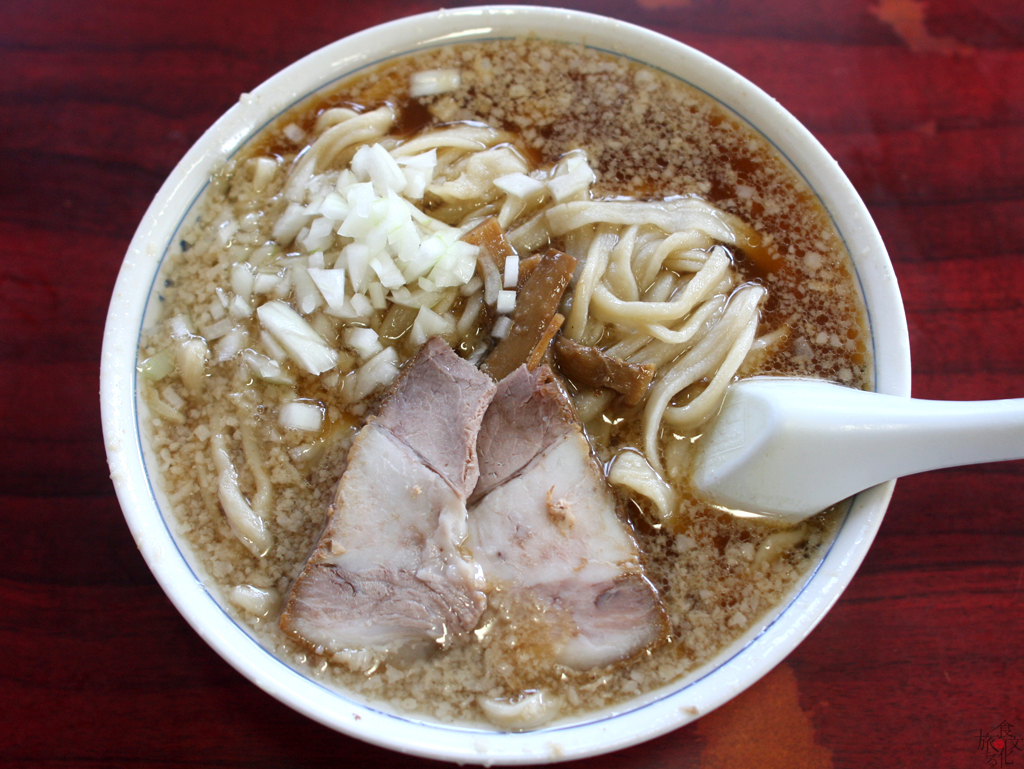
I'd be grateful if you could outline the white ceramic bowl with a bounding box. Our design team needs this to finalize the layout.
[101,6,910,764]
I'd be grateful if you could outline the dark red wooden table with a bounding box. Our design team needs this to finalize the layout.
[3,1,1022,767]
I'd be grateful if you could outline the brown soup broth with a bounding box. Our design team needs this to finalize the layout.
[139,39,870,725]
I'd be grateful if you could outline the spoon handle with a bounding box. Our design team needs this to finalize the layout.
[693,379,1024,521]
[852,393,1024,475]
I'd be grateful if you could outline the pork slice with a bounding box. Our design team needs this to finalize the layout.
[471,365,576,503]
[375,336,495,497]
[468,368,667,669]
[280,339,496,659]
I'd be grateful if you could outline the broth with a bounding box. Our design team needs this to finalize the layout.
[139,39,869,727]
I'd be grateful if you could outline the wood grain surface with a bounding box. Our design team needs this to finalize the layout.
[2,1,1021,767]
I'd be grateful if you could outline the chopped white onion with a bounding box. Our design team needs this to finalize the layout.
[138,350,175,381]
[217,217,238,246]
[282,123,305,143]
[307,267,348,314]
[349,292,374,318]
[231,263,255,301]
[242,350,293,385]
[161,385,186,411]
[214,328,246,362]
[351,143,407,196]
[495,172,545,199]
[491,315,513,339]
[548,153,596,202]
[367,281,387,310]
[228,294,252,319]
[344,326,382,360]
[201,317,234,341]
[369,252,406,289]
[272,202,312,245]
[339,183,376,239]
[253,271,283,295]
[409,305,454,347]
[177,337,207,393]
[320,191,349,220]
[259,330,287,362]
[257,300,338,375]
[298,215,337,253]
[279,401,324,432]
[291,264,323,315]
[252,157,277,193]
[341,243,369,293]
[168,314,194,340]
[503,254,520,289]
[496,289,516,315]
[427,239,478,288]
[353,346,400,401]
[396,150,437,199]
[409,69,461,97]
[209,297,226,321]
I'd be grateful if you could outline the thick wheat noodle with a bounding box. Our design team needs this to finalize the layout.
[313,107,359,134]
[641,286,764,470]
[497,192,532,230]
[144,389,185,424]
[497,178,551,230]
[579,298,720,381]
[457,293,484,337]
[605,225,642,301]
[589,247,731,326]
[662,288,764,430]
[749,325,788,354]
[506,210,551,254]
[210,430,272,556]
[641,272,678,303]
[737,324,790,375]
[556,223,595,264]
[569,294,728,430]
[639,294,727,346]
[389,124,507,157]
[604,329,653,360]
[284,107,395,201]
[579,321,604,347]
[664,248,715,274]
[637,229,714,289]
[565,226,617,340]
[240,421,273,517]
[430,147,530,205]
[574,389,616,423]
[602,297,720,362]
[546,199,741,244]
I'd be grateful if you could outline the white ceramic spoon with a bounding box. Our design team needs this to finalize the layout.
[690,377,1024,523]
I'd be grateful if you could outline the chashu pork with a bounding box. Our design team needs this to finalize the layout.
[468,365,668,669]
[279,338,496,661]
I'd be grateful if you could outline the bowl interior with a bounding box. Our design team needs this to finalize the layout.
[101,6,910,764]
